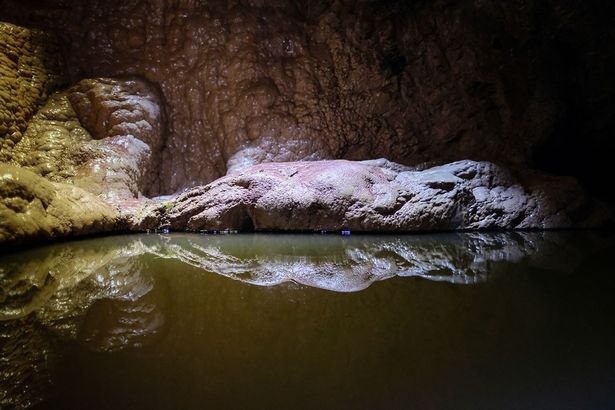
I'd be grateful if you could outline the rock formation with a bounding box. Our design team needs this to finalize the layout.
[0,0,613,246]
[0,21,65,154]
[0,164,116,245]
[1,23,169,244]
[5,77,163,199]
[139,159,605,233]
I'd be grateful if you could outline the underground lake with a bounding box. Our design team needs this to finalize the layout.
[1,231,614,409]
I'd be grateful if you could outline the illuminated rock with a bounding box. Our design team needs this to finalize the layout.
[1,75,165,245]
[0,164,116,245]
[156,159,608,232]
[0,22,65,154]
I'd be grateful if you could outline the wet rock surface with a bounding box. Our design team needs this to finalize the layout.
[0,164,117,245]
[5,77,164,199]
[1,67,165,244]
[0,22,65,153]
[153,159,607,232]
[67,77,166,196]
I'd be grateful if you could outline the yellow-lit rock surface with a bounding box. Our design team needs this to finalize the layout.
[0,22,120,245]
[0,22,65,153]
[1,23,165,245]
[0,164,116,245]
[7,78,164,200]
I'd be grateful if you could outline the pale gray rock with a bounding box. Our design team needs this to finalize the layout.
[67,77,166,196]
[157,159,608,232]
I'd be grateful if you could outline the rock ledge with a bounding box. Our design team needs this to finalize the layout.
[133,159,608,233]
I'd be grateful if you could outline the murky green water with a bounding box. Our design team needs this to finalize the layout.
[1,231,615,410]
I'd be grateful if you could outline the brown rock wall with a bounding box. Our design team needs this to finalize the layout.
[5,1,611,195]
[0,22,66,154]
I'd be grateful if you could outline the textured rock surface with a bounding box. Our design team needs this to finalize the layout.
[0,75,166,245]
[0,21,170,245]
[0,164,117,245]
[3,1,614,196]
[153,160,607,232]
[1,5,613,246]
[0,22,65,152]
[5,78,164,200]
[67,77,166,195]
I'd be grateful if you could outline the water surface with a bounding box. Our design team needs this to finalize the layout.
[1,232,614,409]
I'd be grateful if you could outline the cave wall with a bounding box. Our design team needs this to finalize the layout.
[1,0,614,200]
[0,23,170,244]
[0,22,65,155]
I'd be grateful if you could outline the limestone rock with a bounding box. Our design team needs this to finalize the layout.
[6,77,164,200]
[0,164,117,246]
[158,159,608,232]
[0,22,172,246]
[0,22,65,154]
[0,76,168,245]
[68,77,166,195]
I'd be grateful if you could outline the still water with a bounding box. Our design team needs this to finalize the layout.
[1,232,614,410]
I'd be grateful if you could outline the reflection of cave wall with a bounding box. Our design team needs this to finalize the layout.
[0,317,52,410]
[1,0,614,200]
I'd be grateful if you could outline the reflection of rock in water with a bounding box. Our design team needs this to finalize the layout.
[0,316,51,410]
[147,231,584,291]
[0,231,608,408]
[0,241,169,409]
[36,256,168,353]
[0,230,601,358]
[0,232,598,317]
[0,240,144,321]
[0,238,169,352]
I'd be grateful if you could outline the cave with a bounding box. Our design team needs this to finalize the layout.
[1,1,615,409]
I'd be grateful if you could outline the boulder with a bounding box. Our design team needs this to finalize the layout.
[157,159,608,232]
